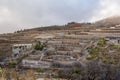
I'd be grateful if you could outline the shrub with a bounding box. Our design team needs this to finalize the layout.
[97,38,106,46]
[88,47,99,55]
[86,55,96,60]
[0,67,2,73]
[87,47,99,60]
[102,58,108,63]
[34,42,45,51]
[112,44,120,49]
[7,62,17,67]
[37,67,43,73]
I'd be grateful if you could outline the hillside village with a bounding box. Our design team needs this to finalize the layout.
[0,21,120,80]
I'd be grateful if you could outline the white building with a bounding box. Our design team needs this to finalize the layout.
[106,37,120,44]
[12,44,32,56]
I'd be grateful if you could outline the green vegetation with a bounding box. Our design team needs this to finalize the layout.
[34,42,46,51]
[86,38,119,62]
[87,47,99,60]
[102,58,116,64]
[86,55,97,60]
[97,38,106,46]
[0,67,2,77]
[37,67,43,73]
[72,66,81,74]
[86,39,120,64]
[7,62,17,67]
[99,43,120,64]
[112,44,120,49]
[0,67,2,73]
[88,47,99,55]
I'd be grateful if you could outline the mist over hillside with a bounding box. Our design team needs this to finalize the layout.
[94,16,120,26]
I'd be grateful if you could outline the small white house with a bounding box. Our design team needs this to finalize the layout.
[12,44,32,56]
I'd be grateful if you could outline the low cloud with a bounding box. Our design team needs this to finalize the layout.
[0,0,119,33]
[90,0,120,22]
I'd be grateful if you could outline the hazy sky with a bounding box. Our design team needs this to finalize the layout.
[0,0,120,33]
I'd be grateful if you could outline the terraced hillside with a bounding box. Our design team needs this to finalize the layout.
[0,23,93,61]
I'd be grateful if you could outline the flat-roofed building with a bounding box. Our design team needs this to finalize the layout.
[106,36,120,44]
[12,44,32,56]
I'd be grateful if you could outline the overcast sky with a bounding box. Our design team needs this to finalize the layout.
[0,0,120,33]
